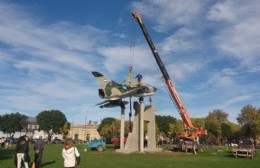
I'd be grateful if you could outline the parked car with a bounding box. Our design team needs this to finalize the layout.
[225,142,238,147]
[51,138,64,144]
[86,138,106,151]
[6,137,19,144]
[0,137,18,144]
[73,139,84,144]
[112,137,127,149]
[238,140,255,149]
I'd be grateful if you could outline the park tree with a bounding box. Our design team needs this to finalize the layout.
[98,117,134,143]
[205,109,228,144]
[191,118,205,128]
[206,109,228,123]
[98,117,117,143]
[0,112,28,137]
[205,120,222,143]
[98,117,116,134]
[36,110,67,141]
[60,122,71,139]
[155,115,177,141]
[168,120,183,142]
[221,122,232,141]
[236,104,260,144]
[221,122,240,143]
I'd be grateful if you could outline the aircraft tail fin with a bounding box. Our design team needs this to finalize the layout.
[91,71,121,88]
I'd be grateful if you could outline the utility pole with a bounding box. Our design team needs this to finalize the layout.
[85,111,87,141]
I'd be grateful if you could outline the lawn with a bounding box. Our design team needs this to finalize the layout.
[0,144,259,168]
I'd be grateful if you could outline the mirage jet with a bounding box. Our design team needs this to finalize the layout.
[92,71,157,108]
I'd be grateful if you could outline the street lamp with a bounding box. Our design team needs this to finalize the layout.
[85,111,87,141]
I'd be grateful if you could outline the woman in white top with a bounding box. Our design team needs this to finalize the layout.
[62,138,80,168]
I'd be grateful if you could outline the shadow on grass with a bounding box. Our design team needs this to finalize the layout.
[28,160,56,168]
[40,160,56,167]
[0,148,15,160]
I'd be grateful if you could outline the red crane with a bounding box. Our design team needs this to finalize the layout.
[132,12,206,140]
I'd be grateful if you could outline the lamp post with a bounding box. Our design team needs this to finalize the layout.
[85,111,87,141]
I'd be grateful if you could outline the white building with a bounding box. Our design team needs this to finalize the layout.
[68,121,100,141]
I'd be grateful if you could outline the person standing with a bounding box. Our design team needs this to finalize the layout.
[15,136,30,168]
[135,73,143,83]
[62,138,80,168]
[34,136,44,168]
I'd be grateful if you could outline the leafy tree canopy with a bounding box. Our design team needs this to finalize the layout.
[36,110,67,135]
[205,109,229,142]
[236,104,260,141]
[60,122,71,138]
[98,117,116,133]
[168,120,183,139]
[221,122,232,139]
[191,118,205,128]
[98,118,119,143]
[155,115,176,136]
[205,120,222,138]
[206,109,228,123]
[237,104,258,126]
[0,112,28,137]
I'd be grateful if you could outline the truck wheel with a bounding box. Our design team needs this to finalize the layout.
[97,146,103,152]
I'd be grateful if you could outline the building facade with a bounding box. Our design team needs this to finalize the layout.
[68,121,100,141]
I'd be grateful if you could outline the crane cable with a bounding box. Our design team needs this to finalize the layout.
[128,16,137,132]
[129,15,136,69]
[122,18,135,84]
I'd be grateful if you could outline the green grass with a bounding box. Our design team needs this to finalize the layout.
[0,144,259,168]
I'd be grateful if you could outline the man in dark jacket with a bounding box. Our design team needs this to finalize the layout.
[15,136,30,168]
[34,136,44,168]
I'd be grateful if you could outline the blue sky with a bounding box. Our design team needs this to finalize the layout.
[0,0,259,125]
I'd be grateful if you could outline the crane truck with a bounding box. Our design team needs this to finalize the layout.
[132,12,207,145]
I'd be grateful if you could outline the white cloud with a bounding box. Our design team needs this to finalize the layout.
[132,0,204,31]
[159,28,201,54]
[208,0,260,71]
[0,1,106,118]
[97,45,156,74]
[214,19,260,66]
[113,33,127,39]
[0,2,108,74]
[222,95,252,108]
[167,61,203,80]
[204,68,236,89]
[207,1,237,22]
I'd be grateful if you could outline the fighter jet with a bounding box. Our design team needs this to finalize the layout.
[92,71,157,108]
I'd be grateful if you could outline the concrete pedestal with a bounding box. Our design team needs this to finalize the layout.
[116,101,162,153]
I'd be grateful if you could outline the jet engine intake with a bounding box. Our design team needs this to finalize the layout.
[98,89,105,98]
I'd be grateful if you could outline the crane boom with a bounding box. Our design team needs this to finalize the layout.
[132,12,206,139]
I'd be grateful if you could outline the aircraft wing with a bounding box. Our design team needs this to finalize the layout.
[93,100,110,107]
[93,99,128,108]
[120,86,147,98]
